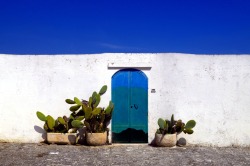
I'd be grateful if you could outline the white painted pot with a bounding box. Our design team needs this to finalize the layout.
[47,133,77,145]
[155,133,177,147]
[86,131,107,146]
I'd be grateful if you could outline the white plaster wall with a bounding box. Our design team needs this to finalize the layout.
[0,53,250,147]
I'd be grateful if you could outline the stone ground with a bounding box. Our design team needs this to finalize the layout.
[0,143,250,166]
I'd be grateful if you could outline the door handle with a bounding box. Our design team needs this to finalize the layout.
[131,104,138,109]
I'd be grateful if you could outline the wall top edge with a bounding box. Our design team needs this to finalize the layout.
[1,53,250,56]
[107,62,152,70]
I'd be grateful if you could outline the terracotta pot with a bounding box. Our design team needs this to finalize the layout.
[86,131,107,146]
[47,133,77,145]
[155,133,177,147]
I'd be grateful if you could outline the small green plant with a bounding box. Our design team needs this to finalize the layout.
[36,111,82,133]
[65,85,114,133]
[156,114,196,135]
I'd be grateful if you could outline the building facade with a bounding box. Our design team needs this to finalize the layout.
[0,53,250,147]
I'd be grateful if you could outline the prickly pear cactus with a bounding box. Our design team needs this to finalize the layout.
[64,85,114,133]
[47,115,55,131]
[158,118,167,130]
[156,115,196,135]
[36,111,47,121]
[184,120,196,134]
[99,85,107,95]
[65,99,76,104]
[71,120,84,128]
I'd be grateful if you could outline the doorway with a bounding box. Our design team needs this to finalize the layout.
[112,69,148,143]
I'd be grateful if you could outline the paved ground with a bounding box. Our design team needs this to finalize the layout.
[0,143,250,166]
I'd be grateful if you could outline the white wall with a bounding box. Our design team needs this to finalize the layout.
[0,53,250,147]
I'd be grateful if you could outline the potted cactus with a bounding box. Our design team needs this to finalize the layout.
[155,114,196,147]
[65,85,114,146]
[36,110,84,145]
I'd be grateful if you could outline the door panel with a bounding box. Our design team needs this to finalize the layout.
[112,69,148,143]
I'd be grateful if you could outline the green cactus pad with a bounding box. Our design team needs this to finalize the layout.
[76,116,84,121]
[109,101,114,109]
[70,105,81,112]
[110,102,114,114]
[82,104,87,112]
[88,97,92,107]
[65,99,76,104]
[74,97,83,106]
[58,117,66,125]
[36,111,47,121]
[93,94,100,108]
[99,85,107,95]
[54,119,59,128]
[85,107,92,120]
[185,120,196,129]
[71,120,84,128]
[171,114,175,126]
[184,128,194,134]
[158,118,167,130]
[104,106,111,114]
[92,107,102,115]
[47,115,55,130]
[92,91,97,104]
[105,101,114,114]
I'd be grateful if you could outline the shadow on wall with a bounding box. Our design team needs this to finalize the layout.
[112,128,148,143]
[34,125,47,142]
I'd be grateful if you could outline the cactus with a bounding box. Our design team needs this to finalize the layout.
[74,97,82,106]
[71,120,84,128]
[70,105,81,112]
[158,118,167,130]
[185,120,196,129]
[36,111,47,121]
[93,94,100,108]
[65,99,76,104]
[65,85,114,133]
[183,120,196,134]
[64,85,114,133]
[156,114,196,135]
[58,117,66,125]
[99,85,107,95]
[105,101,114,114]
[36,111,78,133]
[47,115,55,130]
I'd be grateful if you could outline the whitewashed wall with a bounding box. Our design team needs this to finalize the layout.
[0,53,250,147]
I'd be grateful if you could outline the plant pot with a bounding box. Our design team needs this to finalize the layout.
[86,131,107,146]
[47,133,77,145]
[155,133,177,147]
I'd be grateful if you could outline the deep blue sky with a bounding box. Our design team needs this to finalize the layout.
[0,0,250,54]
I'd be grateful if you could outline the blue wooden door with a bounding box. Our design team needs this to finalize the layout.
[112,69,148,143]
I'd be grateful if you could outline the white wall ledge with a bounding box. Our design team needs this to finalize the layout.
[107,62,152,70]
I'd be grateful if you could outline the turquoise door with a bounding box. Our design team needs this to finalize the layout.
[112,69,148,143]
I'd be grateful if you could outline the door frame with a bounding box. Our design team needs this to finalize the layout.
[111,68,149,143]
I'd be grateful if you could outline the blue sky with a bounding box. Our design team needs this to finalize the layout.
[0,0,250,54]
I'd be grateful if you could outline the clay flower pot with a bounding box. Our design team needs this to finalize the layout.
[155,133,177,147]
[47,133,77,145]
[86,131,107,146]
